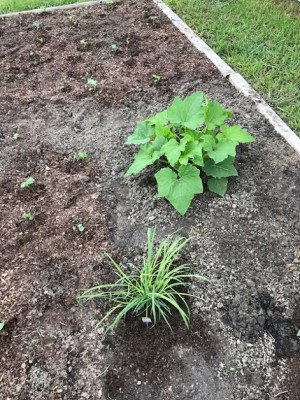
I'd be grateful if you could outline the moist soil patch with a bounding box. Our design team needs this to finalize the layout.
[0,0,300,399]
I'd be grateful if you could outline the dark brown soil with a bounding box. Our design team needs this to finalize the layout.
[1,145,109,267]
[286,352,300,398]
[103,314,216,399]
[0,1,220,398]
[0,0,299,399]
[0,138,112,397]
[0,0,216,114]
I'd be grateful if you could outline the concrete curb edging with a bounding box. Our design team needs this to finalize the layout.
[0,0,108,18]
[154,0,300,155]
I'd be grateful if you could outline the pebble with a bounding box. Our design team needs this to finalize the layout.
[137,380,142,385]
[77,175,90,183]
[245,279,255,288]
[286,263,297,271]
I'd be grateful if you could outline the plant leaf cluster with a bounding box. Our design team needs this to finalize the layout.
[77,223,85,233]
[125,92,255,215]
[75,150,88,161]
[79,228,207,334]
[12,132,20,141]
[87,78,97,92]
[22,212,34,221]
[80,39,89,47]
[20,176,35,189]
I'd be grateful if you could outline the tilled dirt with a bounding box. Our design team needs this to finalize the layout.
[0,0,299,399]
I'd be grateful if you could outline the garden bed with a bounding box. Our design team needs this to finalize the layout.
[0,0,299,399]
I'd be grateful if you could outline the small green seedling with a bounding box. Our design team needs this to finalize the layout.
[297,330,300,338]
[149,15,159,25]
[12,132,20,141]
[77,224,85,233]
[58,84,66,92]
[22,213,34,221]
[111,43,118,51]
[21,177,35,189]
[33,21,41,30]
[37,37,45,44]
[87,78,97,92]
[68,15,78,26]
[75,150,88,161]
[152,74,161,84]
[0,322,4,331]
[80,39,89,47]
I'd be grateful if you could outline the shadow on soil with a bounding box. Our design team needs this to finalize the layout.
[103,314,219,399]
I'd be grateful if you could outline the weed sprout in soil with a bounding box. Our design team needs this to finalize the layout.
[80,39,89,47]
[87,78,97,92]
[75,150,88,161]
[77,223,85,233]
[20,176,35,189]
[22,213,34,221]
[12,132,20,141]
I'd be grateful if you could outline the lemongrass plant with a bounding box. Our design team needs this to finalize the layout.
[79,228,208,334]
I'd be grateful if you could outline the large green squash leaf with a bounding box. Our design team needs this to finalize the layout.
[125,137,166,176]
[201,134,216,153]
[179,141,204,166]
[155,122,173,140]
[203,156,238,178]
[155,164,203,215]
[207,177,228,196]
[204,101,232,130]
[208,139,238,164]
[147,110,168,126]
[161,138,187,166]
[220,125,255,143]
[166,92,206,129]
[126,121,155,145]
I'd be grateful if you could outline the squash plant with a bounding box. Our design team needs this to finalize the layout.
[125,92,255,215]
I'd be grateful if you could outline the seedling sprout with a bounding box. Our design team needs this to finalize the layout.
[77,224,85,233]
[75,150,88,161]
[87,78,97,92]
[22,213,34,221]
[21,177,35,189]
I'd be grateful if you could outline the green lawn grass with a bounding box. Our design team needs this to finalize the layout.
[0,0,91,14]
[166,0,300,135]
